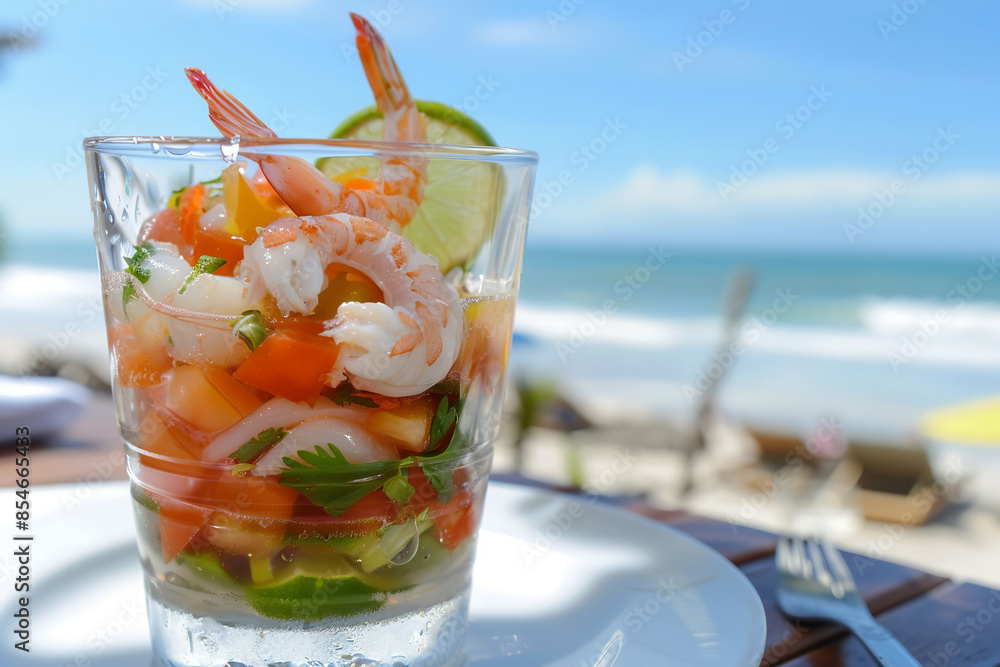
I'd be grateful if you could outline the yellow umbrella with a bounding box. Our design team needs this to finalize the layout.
[921,396,1000,444]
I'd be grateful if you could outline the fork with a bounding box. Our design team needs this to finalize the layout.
[775,536,921,666]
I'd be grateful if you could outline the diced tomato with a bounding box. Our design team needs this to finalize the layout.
[109,323,174,388]
[148,365,263,434]
[208,472,299,520]
[158,496,214,563]
[137,204,242,272]
[136,413,213,563]
[289,489,398,539]
[189,230,247,277]
[433,495,476,551]
[406,468,477,551]
[139,411,205,463]
[232,330,340,406]
[141,442,299,563]
[137,207,188,255]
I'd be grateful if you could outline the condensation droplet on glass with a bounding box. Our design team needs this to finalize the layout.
[166,142,192,156]
[221,138,239,163]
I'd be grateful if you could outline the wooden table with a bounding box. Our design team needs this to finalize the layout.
[632,504,1000,666]
[493,473,1000,666]
[14,395,1000,665]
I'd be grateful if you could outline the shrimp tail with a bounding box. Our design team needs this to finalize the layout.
[185,67,278,139]
[351,13,425,147]
[351,13,411,113]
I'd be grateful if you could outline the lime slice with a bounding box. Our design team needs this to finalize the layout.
[245,573,386,620]
[175,549,393,620]
[317,101,504,273]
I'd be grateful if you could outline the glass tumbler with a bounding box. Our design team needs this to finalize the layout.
[84,136,536,667]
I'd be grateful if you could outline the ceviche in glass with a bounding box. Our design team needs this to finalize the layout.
[84,14,536,667]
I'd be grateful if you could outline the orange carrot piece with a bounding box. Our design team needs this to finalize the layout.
[179,184,206,246]
[232,330,340,406]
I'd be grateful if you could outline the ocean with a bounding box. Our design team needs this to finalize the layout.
[4,236,1000,442]
[513,245,1000,441]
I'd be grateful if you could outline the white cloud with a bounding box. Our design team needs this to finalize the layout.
[182,0,313,12]
[476,18,552,46]
[474,17,588,48]
[581,164,1000,220]
[530,164,1000,249]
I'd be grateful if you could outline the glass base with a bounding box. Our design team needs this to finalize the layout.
[146,585,470,667]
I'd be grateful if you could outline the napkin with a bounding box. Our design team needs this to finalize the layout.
[0,375,90,443]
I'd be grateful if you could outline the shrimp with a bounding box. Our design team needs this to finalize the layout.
[106,242,264,368]
[238,213,463,397]
[184,14,427,232]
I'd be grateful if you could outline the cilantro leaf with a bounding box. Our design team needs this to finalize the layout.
[178,255,226,294]
[327,381,379,408]
[230,310,268,351]
[429,396,457,449]
[278,397,467,515]
[121,282,137,313]
[229,427,287,463]
[430,377,461,396]
[279,445,415,516]
[420,464,454,504]
[382,470,416,505]
[124,242,156,284]
[420,397,465,504]
[122,242,156,314]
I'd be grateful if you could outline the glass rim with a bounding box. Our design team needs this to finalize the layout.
[82,135,538,165]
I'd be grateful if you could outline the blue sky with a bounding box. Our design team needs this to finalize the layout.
[0,0,997,260]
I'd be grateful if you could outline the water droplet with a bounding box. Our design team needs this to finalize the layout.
[166,142,192,156]
[221,137,240,163]
[151,142,160,153]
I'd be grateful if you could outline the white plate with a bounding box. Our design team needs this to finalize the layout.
[0,481,765,666]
